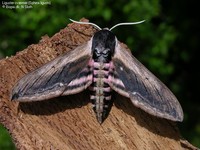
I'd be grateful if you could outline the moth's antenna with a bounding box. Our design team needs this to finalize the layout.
[69,18,102,30]
[110,20,145,31]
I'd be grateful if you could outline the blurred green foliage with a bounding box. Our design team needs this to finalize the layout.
[0,0,199,148]
[0,125,15,150]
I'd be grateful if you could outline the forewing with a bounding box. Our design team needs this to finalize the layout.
[11,40,93,102]
[112,42,183,121]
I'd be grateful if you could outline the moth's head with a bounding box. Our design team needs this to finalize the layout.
[69,19,145,63]
[92,29,116,63]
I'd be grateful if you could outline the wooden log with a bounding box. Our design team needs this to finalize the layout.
[0,18,197,150]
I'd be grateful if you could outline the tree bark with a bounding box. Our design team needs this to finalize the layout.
[0,18,197,150]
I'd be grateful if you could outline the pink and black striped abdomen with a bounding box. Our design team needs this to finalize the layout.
[89,61,113,123]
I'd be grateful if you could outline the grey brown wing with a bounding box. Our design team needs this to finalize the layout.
[111,42,183,121]
[11,40,93,102]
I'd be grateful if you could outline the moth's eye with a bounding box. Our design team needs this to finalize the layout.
[94,48,101,56]
[102,48,110,56]
[95,48,100,54]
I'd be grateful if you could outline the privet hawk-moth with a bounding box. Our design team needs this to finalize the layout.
[11,19,183,124]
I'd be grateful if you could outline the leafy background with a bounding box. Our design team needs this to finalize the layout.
[0,0,199,149]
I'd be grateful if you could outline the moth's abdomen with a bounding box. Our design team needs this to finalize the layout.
[89,62,113,123]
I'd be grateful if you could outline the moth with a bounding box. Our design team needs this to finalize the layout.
[11,19,183,123]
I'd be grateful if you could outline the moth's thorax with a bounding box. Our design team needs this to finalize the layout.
[89,61,114,123]
[92,29,116,63]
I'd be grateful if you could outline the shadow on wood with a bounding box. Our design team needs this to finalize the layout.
[18,91,90,116]
[0,18,197,150]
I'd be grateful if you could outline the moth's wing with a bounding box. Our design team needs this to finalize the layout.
[108,69,129,98]
[111,42,183,121]
[11,40,93,102]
